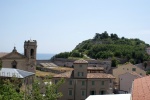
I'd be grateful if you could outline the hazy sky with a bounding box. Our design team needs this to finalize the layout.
[0,0,150,54]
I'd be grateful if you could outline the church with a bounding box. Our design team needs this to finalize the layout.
[0,39,37,73]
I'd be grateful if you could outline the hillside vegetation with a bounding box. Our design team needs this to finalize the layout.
[53,31,150,64]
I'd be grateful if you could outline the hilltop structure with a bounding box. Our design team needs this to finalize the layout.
[0,39,37,73]
[52,59,115,100]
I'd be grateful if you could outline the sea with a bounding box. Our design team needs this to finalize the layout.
[36,53,55,60]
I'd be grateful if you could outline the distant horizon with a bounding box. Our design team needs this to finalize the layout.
[0,33,150,54]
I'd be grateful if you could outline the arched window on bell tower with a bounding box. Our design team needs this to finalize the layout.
[30,49,34,58]
[12,60,17,69]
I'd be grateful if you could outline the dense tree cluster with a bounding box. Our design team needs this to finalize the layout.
[0,77,64,100]
[53,31,150,64]
[53,50,83,59]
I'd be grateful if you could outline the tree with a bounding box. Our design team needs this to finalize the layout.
[0,79,24,100]
[129,59,135,64]
[111,58,119,67]
[0,77,64,100]
[44,78,64,100]
[26,77,65,100]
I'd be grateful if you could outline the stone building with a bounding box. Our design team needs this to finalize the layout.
[52,59,115,100]
[0,39,37,73]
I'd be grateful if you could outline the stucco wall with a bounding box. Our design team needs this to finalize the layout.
[113,64,146,83]
[119,73,139,93]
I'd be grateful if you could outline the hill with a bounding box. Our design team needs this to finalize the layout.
[52,31,150,64]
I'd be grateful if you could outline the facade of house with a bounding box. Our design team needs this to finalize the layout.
[119,72,142,93]
[0,39,37,73]
[131,75,150,100]
[113,63,146,88]
[52,59,115,100]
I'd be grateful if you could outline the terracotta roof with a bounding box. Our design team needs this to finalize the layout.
[53,71,73,78]
[87,67,104,70]
[119,72,142,78]
[74,59,88,64]
[132,75,150,100]
[53,71,115,79]
[87,73,115,79]
[129,72,142,78]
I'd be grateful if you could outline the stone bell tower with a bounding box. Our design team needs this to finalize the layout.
[24,39,37,72]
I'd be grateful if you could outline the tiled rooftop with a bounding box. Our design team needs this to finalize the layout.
[120,72,142,78]
[87,67,104,70]
[53,70,115,79]
[129,72,142,78]
[74,59,88,64]
[87,73,115,79]
[53,71,73,78]
[132,75,150,100]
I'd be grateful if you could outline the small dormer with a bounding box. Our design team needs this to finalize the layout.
[73,59,88,78]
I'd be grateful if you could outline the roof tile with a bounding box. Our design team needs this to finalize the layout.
[132,75,150,100]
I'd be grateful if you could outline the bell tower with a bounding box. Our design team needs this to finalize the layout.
[24,39,37,59]
[24,39,37,72]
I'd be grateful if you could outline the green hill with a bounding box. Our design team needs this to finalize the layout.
[52,31,150,64]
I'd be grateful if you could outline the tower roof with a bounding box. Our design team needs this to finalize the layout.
[12,46,17,52]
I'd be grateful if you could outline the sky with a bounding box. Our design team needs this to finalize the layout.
[0,0,150,54]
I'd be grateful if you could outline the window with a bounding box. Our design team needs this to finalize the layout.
[78,72,84,77]
[100,90,105,95]
[78,72,80,76]
[110,79,112,83]
[90,90,95,95]
[132,68,136,71]
[30,49,34,58]
[55,80,58,84]
[82,72,84,76]
[69,80,72,85]
[92,81,95,85]
[68,90,72,96]
[102,81,104,85]
[11,60,17,69]
[82,81,85,86]
[81,90,85,96]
